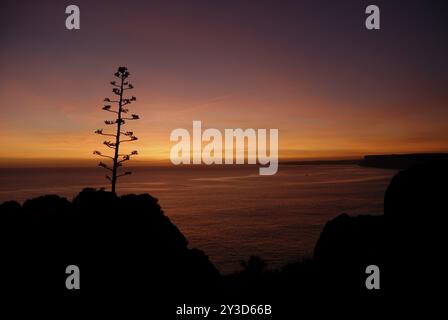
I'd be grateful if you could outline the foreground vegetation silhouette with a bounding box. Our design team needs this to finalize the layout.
[0,160,446,315]
[94,66,139,194]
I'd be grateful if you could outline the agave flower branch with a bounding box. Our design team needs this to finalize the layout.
[93,66,140,193]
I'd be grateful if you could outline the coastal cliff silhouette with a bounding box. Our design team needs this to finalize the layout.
[0,160,446,314]
[0,188,219,302]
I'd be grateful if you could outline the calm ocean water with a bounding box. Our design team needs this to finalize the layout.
[0,164,396,273]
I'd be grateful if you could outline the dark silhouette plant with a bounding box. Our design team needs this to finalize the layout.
[94,66,139,194]
[240,255,266,275]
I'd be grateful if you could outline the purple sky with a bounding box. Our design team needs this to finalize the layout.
[1,0,447,164]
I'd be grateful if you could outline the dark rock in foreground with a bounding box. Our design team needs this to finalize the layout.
[0,188,219,298]
[1,160,446,315]
[314,159,448,301]
[314,214,385,293]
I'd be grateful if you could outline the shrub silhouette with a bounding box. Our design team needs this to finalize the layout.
[0,188,219,299]
[240,255,267,275]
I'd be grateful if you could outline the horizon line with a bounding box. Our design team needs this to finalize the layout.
[1,152,447,168]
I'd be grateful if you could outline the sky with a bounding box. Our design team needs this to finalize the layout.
[0,0,447,166]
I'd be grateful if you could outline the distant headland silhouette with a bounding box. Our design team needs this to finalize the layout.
[359,153,448,169]
[282,153,448,169]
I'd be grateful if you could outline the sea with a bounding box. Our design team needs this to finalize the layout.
[0,164,396,274]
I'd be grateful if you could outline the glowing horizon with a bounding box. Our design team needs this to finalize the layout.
[1,1,447,167]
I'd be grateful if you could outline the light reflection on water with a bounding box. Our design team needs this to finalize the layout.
[0,164,396,273]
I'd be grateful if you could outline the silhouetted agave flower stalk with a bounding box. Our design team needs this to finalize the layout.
[93,66,140,194]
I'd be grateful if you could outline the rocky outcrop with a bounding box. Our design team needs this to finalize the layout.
[314,160,448,296]
[0,188,219,297]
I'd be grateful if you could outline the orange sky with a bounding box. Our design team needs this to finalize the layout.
[1,1,447,167]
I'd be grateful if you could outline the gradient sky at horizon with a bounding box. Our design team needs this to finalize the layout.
[1,0,447,166]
